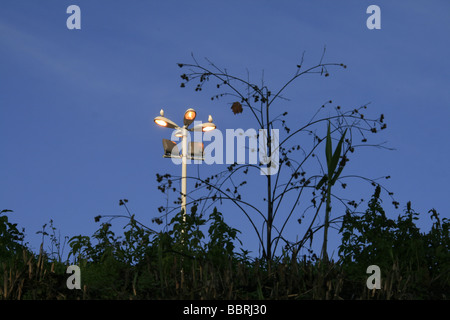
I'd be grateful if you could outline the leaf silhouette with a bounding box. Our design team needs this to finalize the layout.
[231,101,243,115]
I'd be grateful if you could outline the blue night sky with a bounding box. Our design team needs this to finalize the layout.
[1,1,449,258]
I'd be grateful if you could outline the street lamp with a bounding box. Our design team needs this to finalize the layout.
[154,108,216,220]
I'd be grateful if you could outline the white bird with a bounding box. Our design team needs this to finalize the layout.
[160,109,164,116]
[208,115,213,123]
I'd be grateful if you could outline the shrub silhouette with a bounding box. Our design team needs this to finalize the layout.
[339,186,449,299]
[1,196,448,299]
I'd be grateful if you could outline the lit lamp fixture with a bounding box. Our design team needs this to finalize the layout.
[153,108,216,219]
[174,129,183,138]
[183,108,197,126]
[197,122,216,132]
[191,115,216,132]
[154,109,179,129]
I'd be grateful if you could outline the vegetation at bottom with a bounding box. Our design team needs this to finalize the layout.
[1,187,449,300]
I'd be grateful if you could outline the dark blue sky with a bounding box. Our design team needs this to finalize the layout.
[1,1,449,258]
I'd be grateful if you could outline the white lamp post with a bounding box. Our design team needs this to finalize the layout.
[154,108,216,220]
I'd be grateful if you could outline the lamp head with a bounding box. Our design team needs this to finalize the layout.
[184,108,197,126]
[154,115,179,129]
[155,118,167,127]
[191,121,216,132]
[174,129,184,138]
[202,123,216,132]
